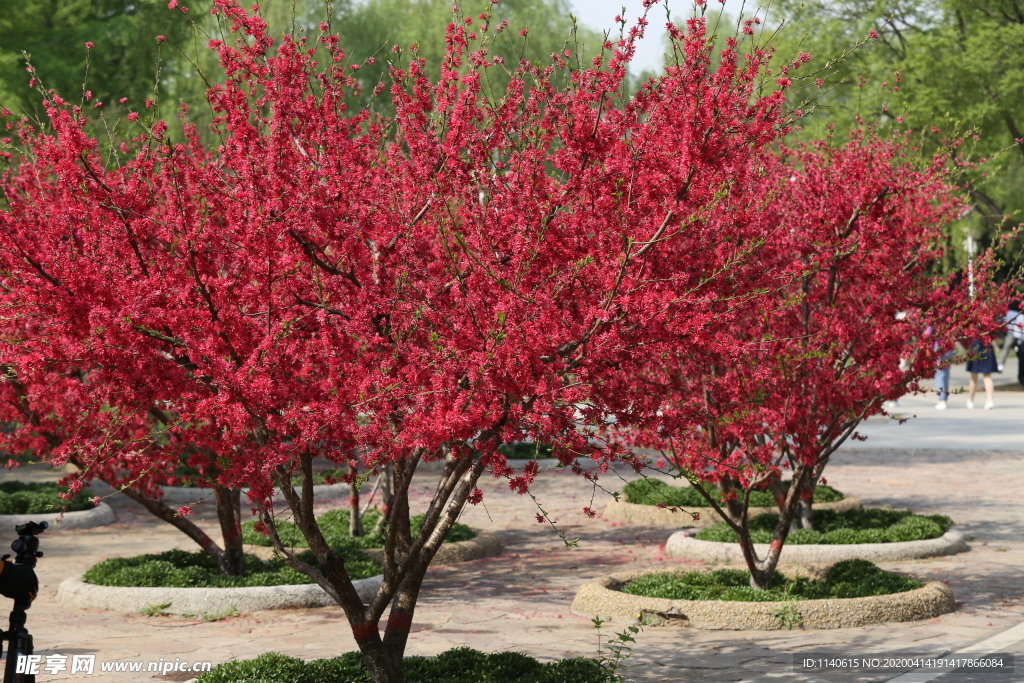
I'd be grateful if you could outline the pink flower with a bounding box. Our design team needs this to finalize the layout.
[127,112,139,121]
[157,35,166,43]
[168,0,177,8]
[535,513,545,523]
[85,42,95,49]
[519,28,528,36]
[145,99,154,109]
[869,29,879,39]
[176,505,192,517]
[94,102,103,108]
[119,97,128,103]
[91,496,102,506]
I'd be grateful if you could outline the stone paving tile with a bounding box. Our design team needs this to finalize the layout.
[0,448,1021,681]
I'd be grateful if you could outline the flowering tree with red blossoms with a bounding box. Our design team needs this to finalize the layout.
[0,1,812,679]
[628,133,1007,590]
[0,358,252,575]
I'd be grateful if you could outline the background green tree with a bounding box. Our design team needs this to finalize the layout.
[768,0,1024,279]
[0,0,194,115]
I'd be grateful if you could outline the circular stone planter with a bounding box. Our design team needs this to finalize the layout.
[0,502,115,531]
[56,572,382,615]
[571,570,956,630]
[242,530,503,565]
[159,482,348,505]
[604,496,862,528]
[665,528,967,563]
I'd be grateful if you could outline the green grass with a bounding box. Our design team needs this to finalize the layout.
[196,648,607,683]
[695,508,953,545]
[497,442,554,459]
[622,478,843,509]
[622,559,923,602]
[82,547,382,588]
[0,481,96,515]
[241,509,476,549]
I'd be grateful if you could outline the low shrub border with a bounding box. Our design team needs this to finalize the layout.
[0,480,96,514]
[695,509,953,545]
[241,509,477,549]
[240,510,502,566]
[604,480,860,529]
[571,567,956,630]
[0,502,115,531]
[57,548,383,615]
[188,647,606,683]
[622,478,846,509]
[622,560,922,602]
[57,573,382,615]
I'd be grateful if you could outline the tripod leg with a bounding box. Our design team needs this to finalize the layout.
[23,635,31,683]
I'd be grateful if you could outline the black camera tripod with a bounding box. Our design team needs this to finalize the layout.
[0,521,46,683]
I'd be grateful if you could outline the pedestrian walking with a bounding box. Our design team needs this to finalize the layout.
[965,337,998,409]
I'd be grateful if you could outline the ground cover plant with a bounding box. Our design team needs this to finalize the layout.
[622,478,843,509]
[0,480,95,514]
[622,559,923,602]
[83,548,381,588]
[196,648,607,683]
[242,510,475,548]
[696,509,952,544]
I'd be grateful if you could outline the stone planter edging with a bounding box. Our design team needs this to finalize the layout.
[159,483,348,505]
[242,530,503,565]
[56,573,382,615]
[604,497,862,528]
[571,570,956,630]
[0,502,115,532]
[665,528,967,563]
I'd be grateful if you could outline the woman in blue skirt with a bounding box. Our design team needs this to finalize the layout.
[965,338,998,409]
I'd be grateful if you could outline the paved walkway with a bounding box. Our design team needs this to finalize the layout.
[849,353,1022,451]
[1,437,1021,682]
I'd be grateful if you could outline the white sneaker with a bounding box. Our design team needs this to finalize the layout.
[935,401,947,410]
[966,400,975,409]
[984,400,995,410]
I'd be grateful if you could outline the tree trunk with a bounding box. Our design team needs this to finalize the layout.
[266,447,487,683]
[214,486,246,575]
[374,464,393,535]
[388,460,413,555]
[349,463,364,537]
[735,465,815,591]
[358,640,404,683]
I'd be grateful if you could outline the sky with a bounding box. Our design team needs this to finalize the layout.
[566,0,759,74]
